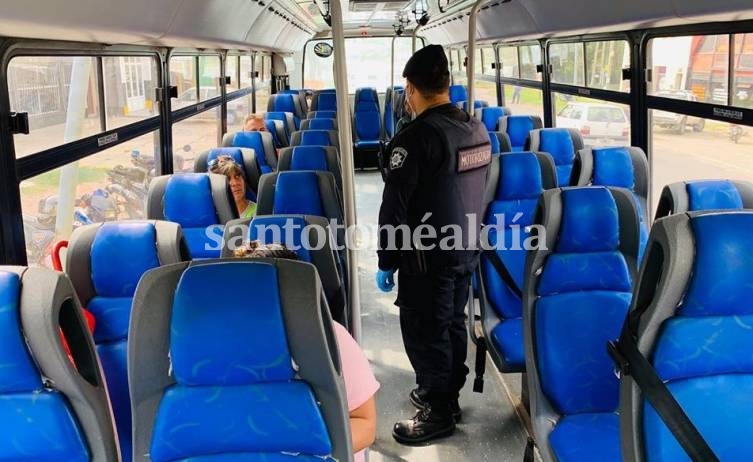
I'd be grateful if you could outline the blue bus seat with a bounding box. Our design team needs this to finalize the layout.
[221,214,347,325]
[489,131,513,154]
[460,100,489,111]
[146,173,237,259]
[654,179,753,220]
[267,93,305,129]
[572,146,649,260]
[499,115,543,151]
[291,129,340,151]
[264,111,297,141]
[353,91,381,169]
[475,106,512,132]
[0,266,119,461]
[279,89,309,113]
[65,221,188,461]
[524,186,641,462]
[222,131,278,173]
[278,145,342,191]
[301,117,338,131]
[478,152,557,372]
[311,90,338,112]
[526,127,584,186]
[449,84,468,105]
[194,147,261,200]
[619,210,753,461]
[265,119,288,148]
[128,259,352,462]
[384,85,404,139]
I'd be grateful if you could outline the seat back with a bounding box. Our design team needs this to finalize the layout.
[129,259,352,462]
[449,84,468,105]
[354,87,379,107]
[265,119,289,148]
[460,100,489,112]
[312,90,338,111]
[264,111,296,139]
[221,215,347,324]
[654,179,753,220]
[572,146,650,259]
[301,117,338,131]
[221,131,278,172]
[267,93,305,128]
[499,115,543,151]
[475,106,512,132]
[0,266,119,461]
[384,85,403,139]
[308,110,338,120]
[278,146,342,191]
[523,186,640,461]
[620,210,753,462]
[526,127,584,186]
[146,173,237,258]
[291,129,340,150]
[256,171,344,248]
[479,152,557,372]
[354,106,381,143]
[194,147,261,198]
[279,89,309,113]
[489,131,513,154]
[65,221,187,461]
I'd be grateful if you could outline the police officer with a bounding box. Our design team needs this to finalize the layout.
[376,45,491,445]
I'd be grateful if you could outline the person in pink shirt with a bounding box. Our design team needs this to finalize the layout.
[235,242,380,459]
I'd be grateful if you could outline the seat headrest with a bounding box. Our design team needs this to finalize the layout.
[91,222,160,298]
[449,85,467,104]
[355,101,379,112]
[496,152,544,201]
[503,115,541,148]
[0,271,40,393]
[592,147,635,189]
[538,128,575,166]
[273,172,324,216]
[557,187,619,253]
[291,146,329,171]
[171,262,294,386]
[271,94,297,113]
[300,130,332,147]
[317,92,337,111]
[687,180,744,211]
[205,147,245,170]
[478,107,510,132]
[164,174,220,228]
[307,118,336,130]
[681,212,753,316]
[248,215,312,263]
[232,132,272,169]
[310,111,337,119]
[356,88,377,102]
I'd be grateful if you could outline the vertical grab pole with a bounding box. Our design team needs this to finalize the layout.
[330,0,362,342]
[467,0,485,116]
[412,24,423,53]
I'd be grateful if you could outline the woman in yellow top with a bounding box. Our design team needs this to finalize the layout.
[208,155,257,218]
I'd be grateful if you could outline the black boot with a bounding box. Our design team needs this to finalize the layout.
[409,387,462,423]
[392,404,456,445]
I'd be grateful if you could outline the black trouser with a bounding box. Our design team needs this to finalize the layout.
[397,260,472,406]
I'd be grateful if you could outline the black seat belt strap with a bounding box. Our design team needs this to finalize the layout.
[482,248,522,298]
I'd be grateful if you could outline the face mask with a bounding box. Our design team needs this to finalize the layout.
[405,88,416,120]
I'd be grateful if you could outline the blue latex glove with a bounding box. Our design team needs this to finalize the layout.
[376,268,396,293]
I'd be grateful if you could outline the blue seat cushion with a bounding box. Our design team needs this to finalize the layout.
[164,174,220,228]
[644,374,753,461]
[290,147,328,171]
[355,111,380,141]
[308,118,335,130]
[300,130,332,147]
[273,172,324,217]
[206,147,244,170]
[248,216,313,262]
[355,140,380,150]
[592,147,635,189]
[557,188,619,253]
[182,225,224,259]
[232,132,272,170]
[0,272,41,393]
[480,107,508,132]
[88,296,133,342]
[150,382,332,462]
[490,319,524,370]
[539,129,575,186]
[549,413,621,462]
[97,341,132,462]
[506,116,535,150]
[311,111,336,119]
[687,180,744,211]
[317,92,337,111]
[0,391,90,462]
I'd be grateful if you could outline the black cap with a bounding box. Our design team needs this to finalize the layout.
[402,45,450,93]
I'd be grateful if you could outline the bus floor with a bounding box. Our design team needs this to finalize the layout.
[356,171,534,461]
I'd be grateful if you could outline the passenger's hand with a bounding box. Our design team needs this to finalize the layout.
[376,268,396,293]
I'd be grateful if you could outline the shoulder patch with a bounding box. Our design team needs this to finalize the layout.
[458,144,492,172]
[390,147,408,170]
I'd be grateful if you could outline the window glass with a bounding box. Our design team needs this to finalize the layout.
[550,43,585,86]
[172,112,219,171]
[474,79,497,107]
[227,93,252,133]
[503,84,544,120]
[20,130,160,267]
[648,35,729,104]
[474,48,483,75]
[304,40,334,90]
[585,40,630,92]
[170,56,198,107]
[482,48,496,77]
[240,55,253,89]
[393,38,415,85]
[519,45,542,81]
[733,33,753,108]
[255,54,270,112]
[499,47,519,78]
[226,55,240,92]
[554,93,630,146]
[454,49,468,86]
[650,112,751,210]
[103,56,160,130]
[199,56,221,101]
[9,56,100,157]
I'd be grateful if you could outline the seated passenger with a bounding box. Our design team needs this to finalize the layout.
[243,113,267,132]
[235,241,379,461]
[208,155,256,218]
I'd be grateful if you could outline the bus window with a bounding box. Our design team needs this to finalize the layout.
[733,33,753,109]
[173,113,218,171]
[226,55,240,92]
[519,45,542,81]
[199,56,221,101]
[102,56,160,130]
[550,43,585,86]
[304,40,334,90]
[554,93,630,147]
[503,86,544,121]
[499,47,518,78]
[585,40,630,92]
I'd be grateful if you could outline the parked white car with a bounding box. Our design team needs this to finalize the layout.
[556,102,630,145]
